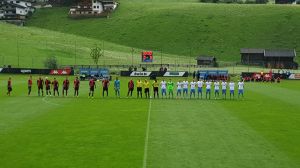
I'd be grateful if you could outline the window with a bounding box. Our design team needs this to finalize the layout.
[93,6,96,8]
[97,6,99,8]
[94,0,96,3]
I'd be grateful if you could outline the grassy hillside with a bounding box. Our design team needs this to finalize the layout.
[0,23,192,68]
[27,1,300,61]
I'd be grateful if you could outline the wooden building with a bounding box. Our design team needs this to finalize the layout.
[69,0,117,18]
[195,56,217,66]
[241,48,297,69]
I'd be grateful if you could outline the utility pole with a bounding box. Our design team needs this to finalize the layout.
[75,40,77,66]
[131,48,134,66]
[160,49,163,66]
[17,34,20,68]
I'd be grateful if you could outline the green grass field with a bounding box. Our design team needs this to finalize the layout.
[0,75,299,168]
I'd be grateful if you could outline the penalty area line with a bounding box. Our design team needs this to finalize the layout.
[142,99,152,168]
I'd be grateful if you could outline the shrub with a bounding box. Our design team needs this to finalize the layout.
[44,56,58,69]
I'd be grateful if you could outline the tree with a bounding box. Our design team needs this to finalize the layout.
[90,45,103,65]
[44,56,58,69]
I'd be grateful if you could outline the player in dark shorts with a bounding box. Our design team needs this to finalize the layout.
[89,79,96,98]
[28,75,32,96]
[73,77,80,97]
[127,79,134,97]
[152,79,159,98]
[102,79,110,97]
[45,77,52,96]
[62,77,70,97]
[7,77,12,96]
[52,78,59,96]
[37,76,44,96]
[136,79,143,98]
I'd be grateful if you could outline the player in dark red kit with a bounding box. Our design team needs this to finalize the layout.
[52,78,59,96]
[73,77,80,97]
[37,76,44,96]
[28,75,32,96]
[102,78,110,97]
[7,77,12,96]
[127,79,134,97]
[89,78,96,98]
[45,77,52,96]
[62,77,70,97]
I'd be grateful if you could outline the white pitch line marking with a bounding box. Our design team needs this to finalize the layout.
[142,99,152,168]
[42,96,61,106]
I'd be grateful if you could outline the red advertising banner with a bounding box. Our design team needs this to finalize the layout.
[49,69,73,75]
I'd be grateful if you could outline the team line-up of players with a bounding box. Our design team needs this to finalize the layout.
[5,76,245,99]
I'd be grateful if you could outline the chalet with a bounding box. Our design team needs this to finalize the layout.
[0,0,35,23]
[241,48,298,69]
[69,0,117,18]
[195,56,217,66]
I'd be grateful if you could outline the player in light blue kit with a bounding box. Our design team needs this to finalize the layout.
[197,80,203,99]
[190,80,196,99]
[214,81,220,99]
[182,80,189,99]
[205,80,212,99]
[221,80,227,99]
[238,80,244,99]
[229,81,235,100]
[160,79,167,99]
[176,80,183,98]
[114,77,121,98]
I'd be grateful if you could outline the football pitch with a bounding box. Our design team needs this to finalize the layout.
[0,75,299,168]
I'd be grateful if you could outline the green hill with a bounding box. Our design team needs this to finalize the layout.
[0,23,190,68]
[26,1,300,62]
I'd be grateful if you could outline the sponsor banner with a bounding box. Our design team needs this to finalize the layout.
[79,68,109,76]
[130,71,152,77]
[288,73,300,80]
[49,69,73,75]
[163,71,188,77]
[121,71,188,77]
[0,68,73,75]
[20,69,32,74]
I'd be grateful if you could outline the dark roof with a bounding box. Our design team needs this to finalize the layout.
[264,49,296,57]
[1,1,27,9]
[195,56,215,61]
[240,48,264,54]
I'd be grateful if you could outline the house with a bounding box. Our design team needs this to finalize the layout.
[195,56,217,66]
[240,48,297,69]
[69,0,117,18]
[0,0,35,22]
[0,9,4,19]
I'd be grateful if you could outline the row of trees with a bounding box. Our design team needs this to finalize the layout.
[44,45,103,69]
